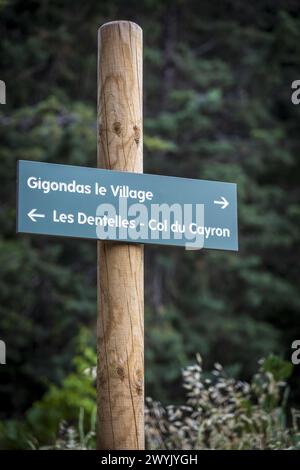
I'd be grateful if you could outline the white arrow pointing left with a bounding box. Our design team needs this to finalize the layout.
[28,208,45,222]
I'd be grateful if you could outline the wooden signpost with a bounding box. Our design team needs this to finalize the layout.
[16,20,238,451]
[97,21,144,450]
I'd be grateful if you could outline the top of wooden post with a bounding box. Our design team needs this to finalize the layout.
[99,20,142,32]
[97,20,143,173]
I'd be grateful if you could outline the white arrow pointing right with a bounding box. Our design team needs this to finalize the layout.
[28,208,45,222]
[214,196,229,209]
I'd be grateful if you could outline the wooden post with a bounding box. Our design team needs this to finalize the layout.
[97,21,144,450]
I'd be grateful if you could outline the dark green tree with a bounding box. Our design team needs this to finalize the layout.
[0,0,300,416]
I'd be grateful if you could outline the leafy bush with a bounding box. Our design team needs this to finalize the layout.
[8,352,298,451]
[0,330,96,449]
[145,355,300,450]
[29,408,96,450]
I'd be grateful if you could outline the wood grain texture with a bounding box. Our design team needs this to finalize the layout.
[97,21,144,450]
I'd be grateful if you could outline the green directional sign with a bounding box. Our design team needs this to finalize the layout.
[17,160,238,251]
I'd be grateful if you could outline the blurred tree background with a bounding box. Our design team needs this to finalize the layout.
[1,0,300,447]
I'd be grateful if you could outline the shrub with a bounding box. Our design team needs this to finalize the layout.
[0,330,96,449]
[2,353,299,450]
[145,354,300,450]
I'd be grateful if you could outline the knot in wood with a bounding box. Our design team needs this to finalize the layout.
[98,122,104,136]
[116,366,125,381]
[133,125,140,145]
[113,121,122,136]
[134,368,143,395]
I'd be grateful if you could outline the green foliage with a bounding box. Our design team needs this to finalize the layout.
[20,353,299,451]
[30,408,96,450]
[261,354,294,382]
[144,135,177,153]
[0,96,96,413]
[1,0,300,447]
[146,355,300,450]
[0,330,96,449]
[146,306,188,402]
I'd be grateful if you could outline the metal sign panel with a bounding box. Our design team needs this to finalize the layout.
[17,160,238,251]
